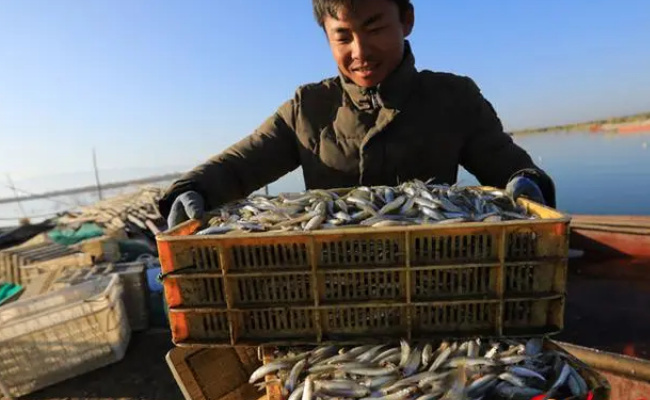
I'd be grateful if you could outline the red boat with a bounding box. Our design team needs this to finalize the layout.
[618,123,650,134]
[570,214,650,258]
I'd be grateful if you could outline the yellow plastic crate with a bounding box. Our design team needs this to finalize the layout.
[155,187,570,347]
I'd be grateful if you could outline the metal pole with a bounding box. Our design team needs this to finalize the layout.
[6,174,27,219]
[93,148,103,200]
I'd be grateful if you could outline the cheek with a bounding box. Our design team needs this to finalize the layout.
[331,46,352,69]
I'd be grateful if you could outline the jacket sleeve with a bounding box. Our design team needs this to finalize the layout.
[158,99,301,218]
[458,78,556,208]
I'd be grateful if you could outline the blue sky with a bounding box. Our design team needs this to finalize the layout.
[1,0,650,182]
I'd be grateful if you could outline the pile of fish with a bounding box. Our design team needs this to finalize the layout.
[197,180,537,235]
[249,338,592,400]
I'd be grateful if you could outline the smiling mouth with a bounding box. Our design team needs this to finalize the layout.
[352,64,379,72]
[352,64,380,75]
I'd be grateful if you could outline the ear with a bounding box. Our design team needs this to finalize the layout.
[402,6,415,37]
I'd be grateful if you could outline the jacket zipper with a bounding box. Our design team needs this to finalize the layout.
[362,88,383,110]
[369,89,382,109]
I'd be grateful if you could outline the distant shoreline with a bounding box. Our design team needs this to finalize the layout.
[511,111,650,135]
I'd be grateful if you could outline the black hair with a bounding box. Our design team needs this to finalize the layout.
[312,0,413,27]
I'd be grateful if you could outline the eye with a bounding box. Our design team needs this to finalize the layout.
[368,26,386,34]
[335,34,352,44]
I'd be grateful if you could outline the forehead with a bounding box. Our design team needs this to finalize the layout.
[323,0,399,31]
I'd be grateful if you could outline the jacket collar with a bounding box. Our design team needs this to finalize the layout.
[340,40,418,111]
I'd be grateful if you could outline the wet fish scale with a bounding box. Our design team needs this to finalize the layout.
[200,181,536,234]
[256,339,591,400]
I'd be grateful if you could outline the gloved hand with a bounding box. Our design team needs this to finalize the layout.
[505,176,546,205]
[167,191,205,229]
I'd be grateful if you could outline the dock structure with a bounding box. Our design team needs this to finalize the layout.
[0,173,181,205]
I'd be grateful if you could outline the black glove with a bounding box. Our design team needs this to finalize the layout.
[167,191,205,229]
[505,176,546,205]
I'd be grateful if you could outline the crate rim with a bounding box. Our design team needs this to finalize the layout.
[155,187,571,242]
[0,274,120,330]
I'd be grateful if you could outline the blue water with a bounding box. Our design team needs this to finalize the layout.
[274,130,650,216]
[1,130,649,227]
[461,130,650,216]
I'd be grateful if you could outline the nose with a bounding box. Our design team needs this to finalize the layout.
[350,35,371,61]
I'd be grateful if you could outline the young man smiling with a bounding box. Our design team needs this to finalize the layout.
[159,0,556,228]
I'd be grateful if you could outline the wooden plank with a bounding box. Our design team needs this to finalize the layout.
[572,223,650,235]
[571,214,650,230]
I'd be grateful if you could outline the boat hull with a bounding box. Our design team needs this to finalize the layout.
[570,215,650,258]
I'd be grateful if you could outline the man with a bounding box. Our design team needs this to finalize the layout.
[159,0,555,228]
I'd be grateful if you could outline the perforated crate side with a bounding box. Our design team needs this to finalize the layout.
[502,295,565,336]
[411,300,500,338]
[319,304,407,342]
[169,310,231,345]
[318,268,406,304]
[228,272,313,307]
[409,227,499,266]
[504,260,567,295]
[168,308,319,346]
[114,263,150,331]
[505,222,569,260]
[232,307,317,342]
[410,264,498,301]
[315,231,405,268]
[167,276,227,308]
[0,275,131,399]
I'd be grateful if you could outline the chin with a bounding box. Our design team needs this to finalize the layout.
[350,74,383,88]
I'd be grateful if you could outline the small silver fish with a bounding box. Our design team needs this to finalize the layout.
[381,371,431,394]
[378,195,407,215]
[467,340,479,358]
[421,344,433,369]
[358,345,387,363]
[333,211,352,222]
[403,346,422,377]
[286,358,307,392]
[196,225,234,235]
[525,338,543,356]
[446,357,496,368]
[498,372,526,388]
[484,344,500,359]
[543,362,572,400]
[315,379,370,397]
[249,361,292,384]
[362,375,400,390]
[466,373,498,398]
[288,383,305,400]
[567,365,588,396]
[508,366,546,381]
[344,366,398,376]
[429,346,451,372]
[371,348,401,364]
[302,376,313,400]
[498,355,529,365]
[361,386,418,400]
[494,382,543,399]
[304,214,325,230]
[399,339,411,368]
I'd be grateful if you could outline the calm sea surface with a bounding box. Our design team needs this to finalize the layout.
[2,130,650,227]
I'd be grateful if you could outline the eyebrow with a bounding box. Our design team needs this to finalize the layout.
[362,13,384,27]
[331,12,385,35]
